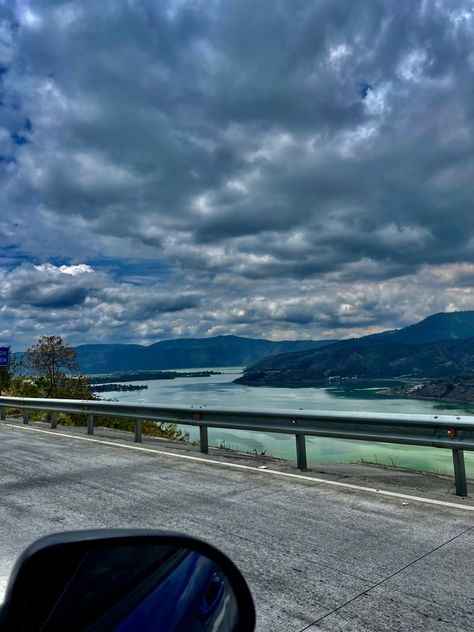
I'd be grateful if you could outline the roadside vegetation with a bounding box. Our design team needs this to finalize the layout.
[2,336,188,443]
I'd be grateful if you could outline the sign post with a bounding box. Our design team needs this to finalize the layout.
[0,347,10,396]
[0,347,10,367]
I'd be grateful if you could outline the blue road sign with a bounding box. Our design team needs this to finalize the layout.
[0,347,10,367]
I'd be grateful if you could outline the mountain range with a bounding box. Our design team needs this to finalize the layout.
[75,335,336,374]
[236,311,474,386]
[74,311,474,382]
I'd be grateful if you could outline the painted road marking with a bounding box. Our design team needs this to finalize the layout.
[6,423,474,512]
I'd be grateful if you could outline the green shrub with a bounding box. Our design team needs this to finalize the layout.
[95,417,188,442]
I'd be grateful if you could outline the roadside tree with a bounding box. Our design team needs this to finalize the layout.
[24,335,80,398]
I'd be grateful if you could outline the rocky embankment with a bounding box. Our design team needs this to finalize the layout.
[389,379,474,404]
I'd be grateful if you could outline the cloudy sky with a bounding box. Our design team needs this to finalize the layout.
[1,0,473,349]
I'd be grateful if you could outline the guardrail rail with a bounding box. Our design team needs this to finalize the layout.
[1,396,473,496]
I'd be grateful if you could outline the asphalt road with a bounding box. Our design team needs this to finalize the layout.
[1,422,473,631]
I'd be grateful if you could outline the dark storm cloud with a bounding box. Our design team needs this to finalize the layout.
[0,0,473,346]
[100,287,202,318]
[9,284,87,308]
[0,263,99,308]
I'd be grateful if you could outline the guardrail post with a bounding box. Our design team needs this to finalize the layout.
[452,449,468,497]
[87,413,94,435]
[134,419,142,443]
[199,425,209,454]
[296,434,307,471]
[22,410,29,425]
[50,412,58,430]
[0,406,5,420]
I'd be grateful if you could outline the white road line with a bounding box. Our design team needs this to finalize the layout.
[6,423,474,512]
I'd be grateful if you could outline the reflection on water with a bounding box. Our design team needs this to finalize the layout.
[96,368,474,478]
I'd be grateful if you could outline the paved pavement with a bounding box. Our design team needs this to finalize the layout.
[1,421,473,631]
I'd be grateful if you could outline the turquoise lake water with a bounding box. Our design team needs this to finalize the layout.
[94,368,474,478]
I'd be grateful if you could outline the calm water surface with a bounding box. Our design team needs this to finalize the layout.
[95,368,474,478]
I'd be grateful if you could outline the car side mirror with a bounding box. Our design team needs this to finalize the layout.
[0,529,256,631]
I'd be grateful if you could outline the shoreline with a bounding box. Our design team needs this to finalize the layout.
[237,372,474,407]
[382,380,474,407]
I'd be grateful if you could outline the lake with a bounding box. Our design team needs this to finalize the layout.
[94,368,474,478]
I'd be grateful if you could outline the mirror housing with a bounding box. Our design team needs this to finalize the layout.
[1,529,256,631]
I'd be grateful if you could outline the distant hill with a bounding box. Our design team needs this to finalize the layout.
[237,311,474,386]
[372,311,474,345]
[75,335,337,374]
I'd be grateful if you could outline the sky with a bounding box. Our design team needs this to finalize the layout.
[0,0,474,350]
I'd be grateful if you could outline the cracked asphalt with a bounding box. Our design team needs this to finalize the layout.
[1,421,473,631]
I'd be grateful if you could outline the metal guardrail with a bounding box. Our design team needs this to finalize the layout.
[1,396,473,496]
